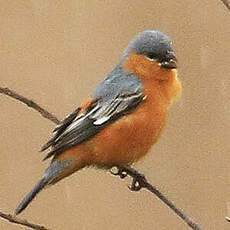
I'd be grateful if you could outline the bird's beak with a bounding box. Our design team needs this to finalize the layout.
[160,59,177,69]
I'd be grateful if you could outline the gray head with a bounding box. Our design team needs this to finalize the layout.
[123,30,177,69]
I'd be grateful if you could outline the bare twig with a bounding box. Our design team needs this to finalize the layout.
[112,167,202,230]
[220,0,230,10]
[1,87,202,230]
[0,211,50,230]
[0,87,60,124]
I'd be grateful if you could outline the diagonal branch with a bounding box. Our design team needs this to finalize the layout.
[0,211,50,230]
[220,0,230,10]
[0,87,60,125]
[111,167,202,230]
[1,87,202,230]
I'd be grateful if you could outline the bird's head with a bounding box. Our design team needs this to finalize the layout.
[122,30,177,81]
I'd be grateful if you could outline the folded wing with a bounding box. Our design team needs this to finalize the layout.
[41,72,145,161]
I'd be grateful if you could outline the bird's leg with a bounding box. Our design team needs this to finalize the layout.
[110,166,148,191]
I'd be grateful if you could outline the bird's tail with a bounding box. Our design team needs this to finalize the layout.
[15,177,49,215]
[15,159,76,215]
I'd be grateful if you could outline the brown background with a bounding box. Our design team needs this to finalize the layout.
[0,1,230,229]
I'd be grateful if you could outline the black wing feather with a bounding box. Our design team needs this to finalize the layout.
[41,107,81,152]
[42,93,144,161]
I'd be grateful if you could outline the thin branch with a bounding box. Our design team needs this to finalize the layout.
[112,167,202,230]
[1,87,202,230]
[220,0,230,10]
[0,211,50,230]
[0,87,60,125]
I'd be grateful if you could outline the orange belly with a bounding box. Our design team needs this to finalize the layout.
[89,94,168,166]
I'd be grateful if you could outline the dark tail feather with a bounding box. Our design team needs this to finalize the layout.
[15,159,77,215]
[15,177,49,215]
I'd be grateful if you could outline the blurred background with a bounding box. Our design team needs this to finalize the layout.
[0,0,230,229]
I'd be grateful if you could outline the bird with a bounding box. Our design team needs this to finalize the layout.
[15,30,182,215]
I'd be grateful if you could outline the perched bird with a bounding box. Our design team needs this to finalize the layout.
[15,30,182,215]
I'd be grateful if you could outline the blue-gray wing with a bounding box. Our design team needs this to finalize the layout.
[41,71,145,161]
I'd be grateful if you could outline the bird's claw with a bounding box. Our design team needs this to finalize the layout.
[128,172,146,191]
[128,179,141,191]
[110,167,128,179]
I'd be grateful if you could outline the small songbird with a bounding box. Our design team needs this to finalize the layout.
[15,30,182,215]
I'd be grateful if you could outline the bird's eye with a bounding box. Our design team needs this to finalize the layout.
[146,53,157,60]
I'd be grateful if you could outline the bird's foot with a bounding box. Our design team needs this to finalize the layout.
[110,166,147,191]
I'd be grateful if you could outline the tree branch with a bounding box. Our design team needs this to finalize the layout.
[111,167,202,230]
[220,0,230,10]
[0,87,60,125]
[1,87,202,230]
[0,211,50,230]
